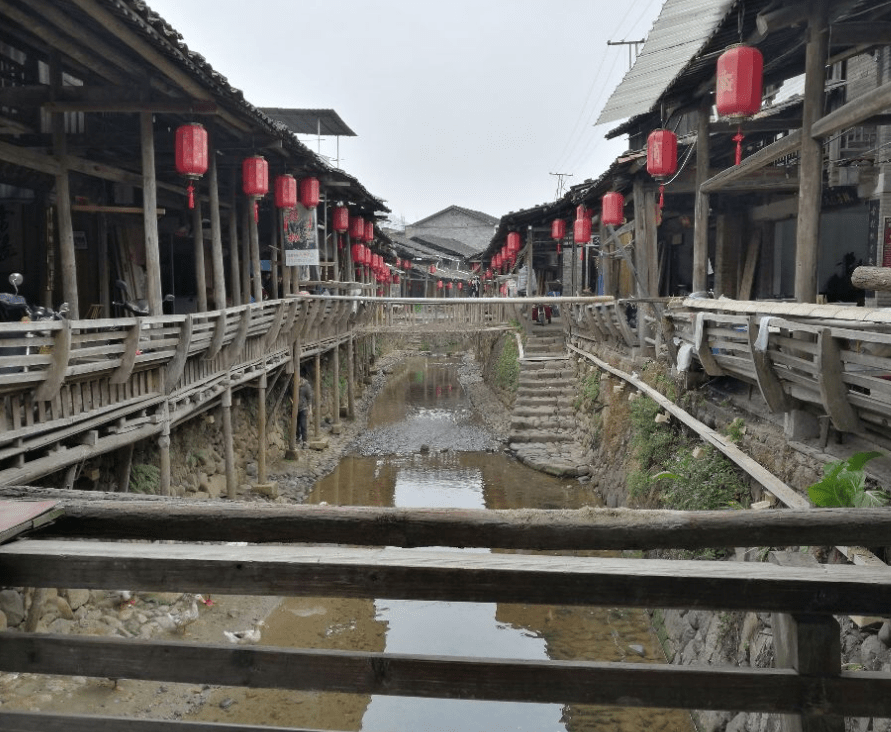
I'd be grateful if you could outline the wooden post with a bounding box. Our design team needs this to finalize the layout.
[192,198,207,312]
[50,52,79,318]
[715,208,742,299]
[222,382,236,499]
[158,433,170,498]
[140,111,163,316]
[347,335,356,420]
[207,149,227,311]
[257,370,267,484]
[114,444,134,493]
[240,201,251,304]
[98,212,110,318]
[794,0,829,304]
[286,343,300,460]
[770,551,843,732]
[852,265,891,292]
[280,210,290,297]
[693,98,711,293]
[270,205,279,301]
[249,199,262,303]
[313,351,322,439]
[332,341,342,431]
[229,167,242,307]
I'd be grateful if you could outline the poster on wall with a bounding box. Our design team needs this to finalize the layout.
[283,204,319,267]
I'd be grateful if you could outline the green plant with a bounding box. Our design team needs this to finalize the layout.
[651,445,748,511]
[574,372,601,410]
[494,335,520,394]
[807,451,887,507]
[725,417,746,444]
[130,463,160,494]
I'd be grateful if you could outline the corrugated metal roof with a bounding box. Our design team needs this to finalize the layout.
[596,0,736,125]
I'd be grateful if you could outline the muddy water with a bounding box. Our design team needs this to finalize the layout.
[194,356,693,732]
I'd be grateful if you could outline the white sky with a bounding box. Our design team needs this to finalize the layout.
[147,0,665,224]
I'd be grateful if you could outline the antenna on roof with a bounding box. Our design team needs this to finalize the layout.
[606,38,645,70]
[549,172,573,199]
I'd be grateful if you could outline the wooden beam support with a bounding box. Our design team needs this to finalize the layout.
[700,131,801,194]
[829,22,891,47]
[693,98,711,292]
[33,320,72,403]
[694,312,724,376]
[747,316,791,413]
[163,315,193,393]
[109,319,142,385]
[43,100,218,114]
[817,328,863,434]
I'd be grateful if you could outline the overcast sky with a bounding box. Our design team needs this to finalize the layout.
[147,0,665,224]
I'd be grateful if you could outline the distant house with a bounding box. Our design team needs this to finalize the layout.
[406,206,498,254]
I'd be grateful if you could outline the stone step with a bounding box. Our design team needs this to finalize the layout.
[507,430,576,443]
[515,387,575,401]
[513,409,576,422]
[510,416,577,431]
[510,449,591,477]
[518,369,575,381]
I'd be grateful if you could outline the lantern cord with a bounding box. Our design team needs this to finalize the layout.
[254,199,259,223]
[658,183,665,210]
[187,182,195,210]
[733,125,745,165]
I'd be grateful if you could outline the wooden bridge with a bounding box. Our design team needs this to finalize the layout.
[0,499,890,730]
[2,294,891,487]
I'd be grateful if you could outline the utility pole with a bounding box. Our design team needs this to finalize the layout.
[549,172,572,199]
[606,38,645,70]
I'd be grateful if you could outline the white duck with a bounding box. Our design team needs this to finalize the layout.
[223,620,264,645]
[161,594,204,634]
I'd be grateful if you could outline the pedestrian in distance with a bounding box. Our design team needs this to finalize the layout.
[297,372,312,447]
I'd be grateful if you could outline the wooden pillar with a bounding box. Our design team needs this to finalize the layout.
[240,201,251,304]
[229,168,242,307]
[192,199,207,312]
[50,53,79,318]
[693,98,711,293]
[313,351,322,438]
[280,210,291,297]
[249,199,262,303]
[347,335,356,419]
[158,432,170,497]
[114,443,134,492]
[208,150,227,311]
[98,212,110,318]
[257,370,267,484]
[332,341,342,430]
[525,228,534,298]
[794,0,829,304]
[715,208,742,299]
[140,111,163,316]
[770,551,843,732]
[270,205,279,300]
[222,382,236,499]
[286,342,300,460]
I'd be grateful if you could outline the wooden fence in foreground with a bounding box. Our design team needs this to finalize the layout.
[1,499,890,731]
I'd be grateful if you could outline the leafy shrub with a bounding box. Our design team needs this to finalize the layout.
[130,463,160,494]
[808,451,887,507]
[495,335,520,394]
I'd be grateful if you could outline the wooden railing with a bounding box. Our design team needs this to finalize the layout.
[0,499,889,731]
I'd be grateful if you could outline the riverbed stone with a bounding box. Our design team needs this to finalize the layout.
[64,588,91,611]
[0,589,24,626]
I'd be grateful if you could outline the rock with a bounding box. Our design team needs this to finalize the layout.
[53,596,74,620]
[245,462,258,478]
[64,588,91,611]
[251,481,279,498]
[0,589,25,626]
[879,620,891,648]
[207,474,227,499]
[0,609,6,631]
[627,644,646,657]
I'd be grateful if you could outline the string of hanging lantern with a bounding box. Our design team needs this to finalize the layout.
[716,44,763,165]
[242,155,268,222]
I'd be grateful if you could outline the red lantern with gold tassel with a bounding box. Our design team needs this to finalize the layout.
[175,123,208,210]
[602,192,624,227]
[299,177,320,208]
[242,156,268,222]
[647,129,678,210]
[716,45,763,165]
[506,231,521,256]
[551,218,566,254]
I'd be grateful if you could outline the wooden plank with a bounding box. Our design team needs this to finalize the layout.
[700,131,801,194]
[21,499,891,551]
[0,711,308,732]
[1,634,890,717]
[817,328,863,434]
[33,320,72,403]
[1,540,890,614]
[163,315,193,394]
[694,312,725,375]
[748,316,791,412]
[0,500,61,544]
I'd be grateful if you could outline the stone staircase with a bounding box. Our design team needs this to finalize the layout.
[509,323,590,477]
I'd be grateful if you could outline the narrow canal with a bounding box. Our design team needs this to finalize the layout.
[197,355,694,732]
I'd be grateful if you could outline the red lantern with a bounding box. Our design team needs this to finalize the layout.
[602,192,624,227]
[429,264,436,274]
[274,174,297,209]
[574,206,591,244]
[551,219,566,240]
[457,282,463,291]
[364,220,374,243]
[647,129,678,209]
[716,45,763,165]
[437,280,443,289]
[446,281,452,290]
[349,215,364,240]
[351,243,364,265]
[485,268,492,279]
[299,177,320,208]
[242,156,268,222]
[506,232,521,254]
[175,123,208,209]
[333,206,349,232]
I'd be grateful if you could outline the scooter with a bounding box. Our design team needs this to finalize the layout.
[113,279,174,316]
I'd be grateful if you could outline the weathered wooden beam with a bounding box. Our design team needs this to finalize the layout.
[0,711,301,732]
[694,312,724,376]
[163,315,193,393]
[2,539,890,615]
[830,22,891,47]
[109,318,142,385]
[1,634,890,716]
[812,80,891,141]
[21,500,891,551]
[43,100,218,114]
[33,320,72,403]
[747,316,791,413]
[817,328,863,434]
[700,131,801,194]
